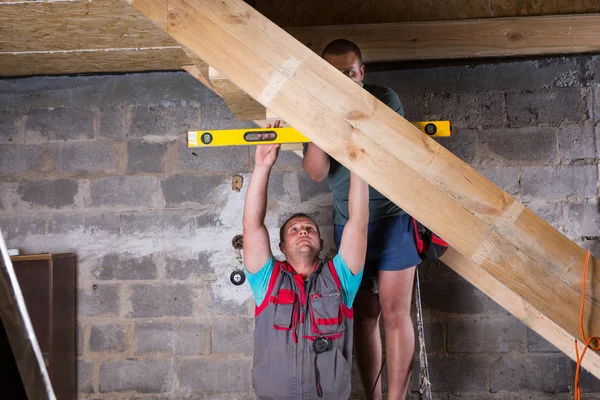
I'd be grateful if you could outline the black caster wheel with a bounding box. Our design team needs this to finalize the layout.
[230,269,246,286]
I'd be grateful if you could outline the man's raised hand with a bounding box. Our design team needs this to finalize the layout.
[254,120,281,169]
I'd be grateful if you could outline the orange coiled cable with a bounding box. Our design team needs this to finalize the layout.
[574,250,597,400]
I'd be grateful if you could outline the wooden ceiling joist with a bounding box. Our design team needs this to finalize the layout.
[287,14,600,62]
[125,0,600,375]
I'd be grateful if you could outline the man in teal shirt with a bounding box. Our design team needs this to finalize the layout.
[303,39,421,400]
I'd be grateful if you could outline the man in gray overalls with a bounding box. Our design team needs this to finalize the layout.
[243,142,369,399]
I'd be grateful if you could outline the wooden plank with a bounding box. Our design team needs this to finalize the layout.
[254,0,491,26]
[0,48,189,77]
[208,67,266,120]
[440,247,600,378]
[254,0,600,26]
[491,0,600,18]
[126,0,600,347]
[0,0,179,52]
[286,14,600,62]
[10,254,52,262]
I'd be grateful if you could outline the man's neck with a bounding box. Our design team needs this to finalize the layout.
[286,254,320,279]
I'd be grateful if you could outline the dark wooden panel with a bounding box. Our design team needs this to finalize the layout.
[13,261,50,353]
[50,255,76,400]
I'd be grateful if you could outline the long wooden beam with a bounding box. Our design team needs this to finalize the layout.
[441,248,600,378]
[287,14,600,62]
[125,0,600,353]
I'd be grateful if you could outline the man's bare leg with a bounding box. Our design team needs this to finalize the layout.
[353,287,383,400]
[378,267,416,400]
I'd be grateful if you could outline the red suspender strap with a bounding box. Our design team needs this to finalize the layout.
[255,260,282,317]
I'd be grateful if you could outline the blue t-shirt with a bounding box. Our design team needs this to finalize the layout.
[245,254,363,308]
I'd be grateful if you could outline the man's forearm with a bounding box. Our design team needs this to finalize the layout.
[242,166,272,229]
[347,171,369,226]
[302,143,330,182]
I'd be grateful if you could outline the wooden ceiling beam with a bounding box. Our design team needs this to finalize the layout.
[125,0,600,359]
[287,14,600,62]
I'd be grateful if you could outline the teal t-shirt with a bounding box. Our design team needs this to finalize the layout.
[245,254,363,308]
[308,84,406,225]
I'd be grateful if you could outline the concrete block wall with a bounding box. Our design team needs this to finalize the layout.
[0,54,598,399]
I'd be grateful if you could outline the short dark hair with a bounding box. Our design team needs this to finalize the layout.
[321,39,363,65]
[279,213,320,243]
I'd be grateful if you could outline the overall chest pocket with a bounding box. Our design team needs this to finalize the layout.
[272,289,297,330]
[310,292,342,335]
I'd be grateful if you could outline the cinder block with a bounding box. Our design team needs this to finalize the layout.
[297,171,330,202]
[160,175,222,207]
[582,238,600,259]
[266,171,286,199]
[399,92,429,121]
[527,329,560,353]
[477,168,521,196]
[200,94,255,130]
[420,278,489,314]
[366,57,584,94]
[447,315,526,353]
[0,72,207,109]
[414,320,445,354]
[565,202,600,237]
[47,212,120,235]
[174,322,211,355]
[120,210,196,236]
[479,127,558,166]
[436,128,477,164]
[93,253,157,280]
[573,360,600,392]
[77,322,85,356]
[180,142,250,172]
[127,142,167,173]
[430,92,505,128]
[110,71,207,107]
[16,179,79,208]
[90,324,126,352]
[129,284,194,318]
[0,109,19,142]
[177,358,251,391]
[559,124,597,160]
[165,252,213,280]
[0,215,47,240]
[0,144,44,175]
[448,394,570,400]
[99,360,173,393]
[78,285,120,317]
[99,107,125,138]
[135,322,175,354]
[426,355,488,392]
[78,360,94,393]
[525,201,564,231]
[53,142,116,174]
[212,318,254,353]
[24,107,95,141]
[521,166,598,199]
[129,104,200,137]
[489,354,570,392]
[90,176,158,207]
[506,88,587,125]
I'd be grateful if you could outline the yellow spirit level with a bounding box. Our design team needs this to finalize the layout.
[187,121,451,148]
